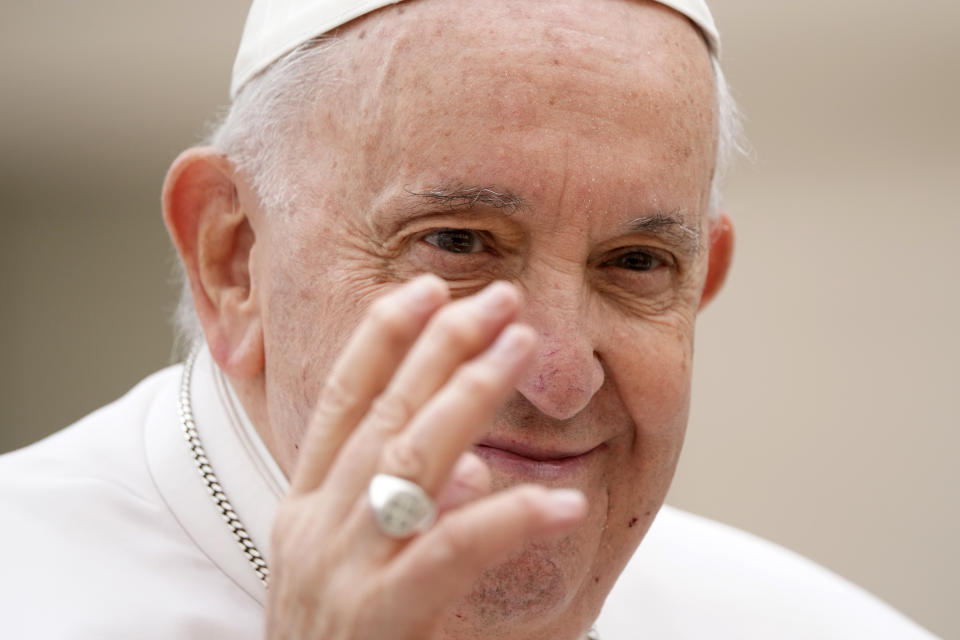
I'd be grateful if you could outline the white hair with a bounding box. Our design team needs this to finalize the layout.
[172,35,745,350]
[172,37,343,353]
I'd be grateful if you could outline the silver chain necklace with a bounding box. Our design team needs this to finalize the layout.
[178,344,270,587]
[178,345,600,638]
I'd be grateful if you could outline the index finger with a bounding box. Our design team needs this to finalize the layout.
[290,274,449,493]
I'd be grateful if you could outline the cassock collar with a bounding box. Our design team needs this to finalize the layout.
[145,344,287,605]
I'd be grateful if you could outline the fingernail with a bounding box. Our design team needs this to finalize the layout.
[547,489,587,519]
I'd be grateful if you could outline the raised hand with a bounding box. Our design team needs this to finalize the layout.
[266,275,588,639]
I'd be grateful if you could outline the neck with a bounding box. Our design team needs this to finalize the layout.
[227,371,292,478]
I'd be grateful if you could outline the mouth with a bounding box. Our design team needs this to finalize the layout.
[472,440,601,483]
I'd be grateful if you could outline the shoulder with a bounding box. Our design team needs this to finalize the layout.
[0,364,179,490]
[595,505,935,639]
[0,366,260,639]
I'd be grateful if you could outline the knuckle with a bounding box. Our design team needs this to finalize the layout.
[317,373,358,416]
[379,437,427,480]
[367,392,414,434]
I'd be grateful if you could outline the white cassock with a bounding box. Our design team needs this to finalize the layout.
[0,346,934,639]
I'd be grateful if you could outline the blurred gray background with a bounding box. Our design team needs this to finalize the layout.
[1,1,957,636]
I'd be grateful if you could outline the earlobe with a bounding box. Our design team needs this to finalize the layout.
[162,147,265,378]
[698,212,734,311]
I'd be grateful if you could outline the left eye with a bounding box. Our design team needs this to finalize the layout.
[423,229,486,254]
[609,250,663,271]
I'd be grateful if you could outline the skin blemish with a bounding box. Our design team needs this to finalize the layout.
[628,517,638,528]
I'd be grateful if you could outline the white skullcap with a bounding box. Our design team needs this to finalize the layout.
[231,0,720,98]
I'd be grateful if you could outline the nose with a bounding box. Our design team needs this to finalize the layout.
[514,290,605,420]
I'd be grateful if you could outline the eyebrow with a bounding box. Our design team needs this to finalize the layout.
[399,184,700,255]
[404,184,525,213]
[627,211,702,255]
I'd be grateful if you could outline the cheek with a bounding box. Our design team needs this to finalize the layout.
[609,316,693,427]
[257,232,389,445]
[584,318,694,596]
[263,275,353,443]
[603,315,694,481]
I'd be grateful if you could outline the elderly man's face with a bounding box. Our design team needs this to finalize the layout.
[249,0,717,635]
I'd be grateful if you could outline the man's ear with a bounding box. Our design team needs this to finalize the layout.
[162,147,264,378]
[698,212,734,310]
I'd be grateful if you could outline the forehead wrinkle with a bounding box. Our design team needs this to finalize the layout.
[338,0,716,237]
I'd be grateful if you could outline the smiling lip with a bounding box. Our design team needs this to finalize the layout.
[472,441,600,482]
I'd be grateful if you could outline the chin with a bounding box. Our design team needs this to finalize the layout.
[442,535,597,639]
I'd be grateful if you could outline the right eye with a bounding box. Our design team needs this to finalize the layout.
[423,229,487,254]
